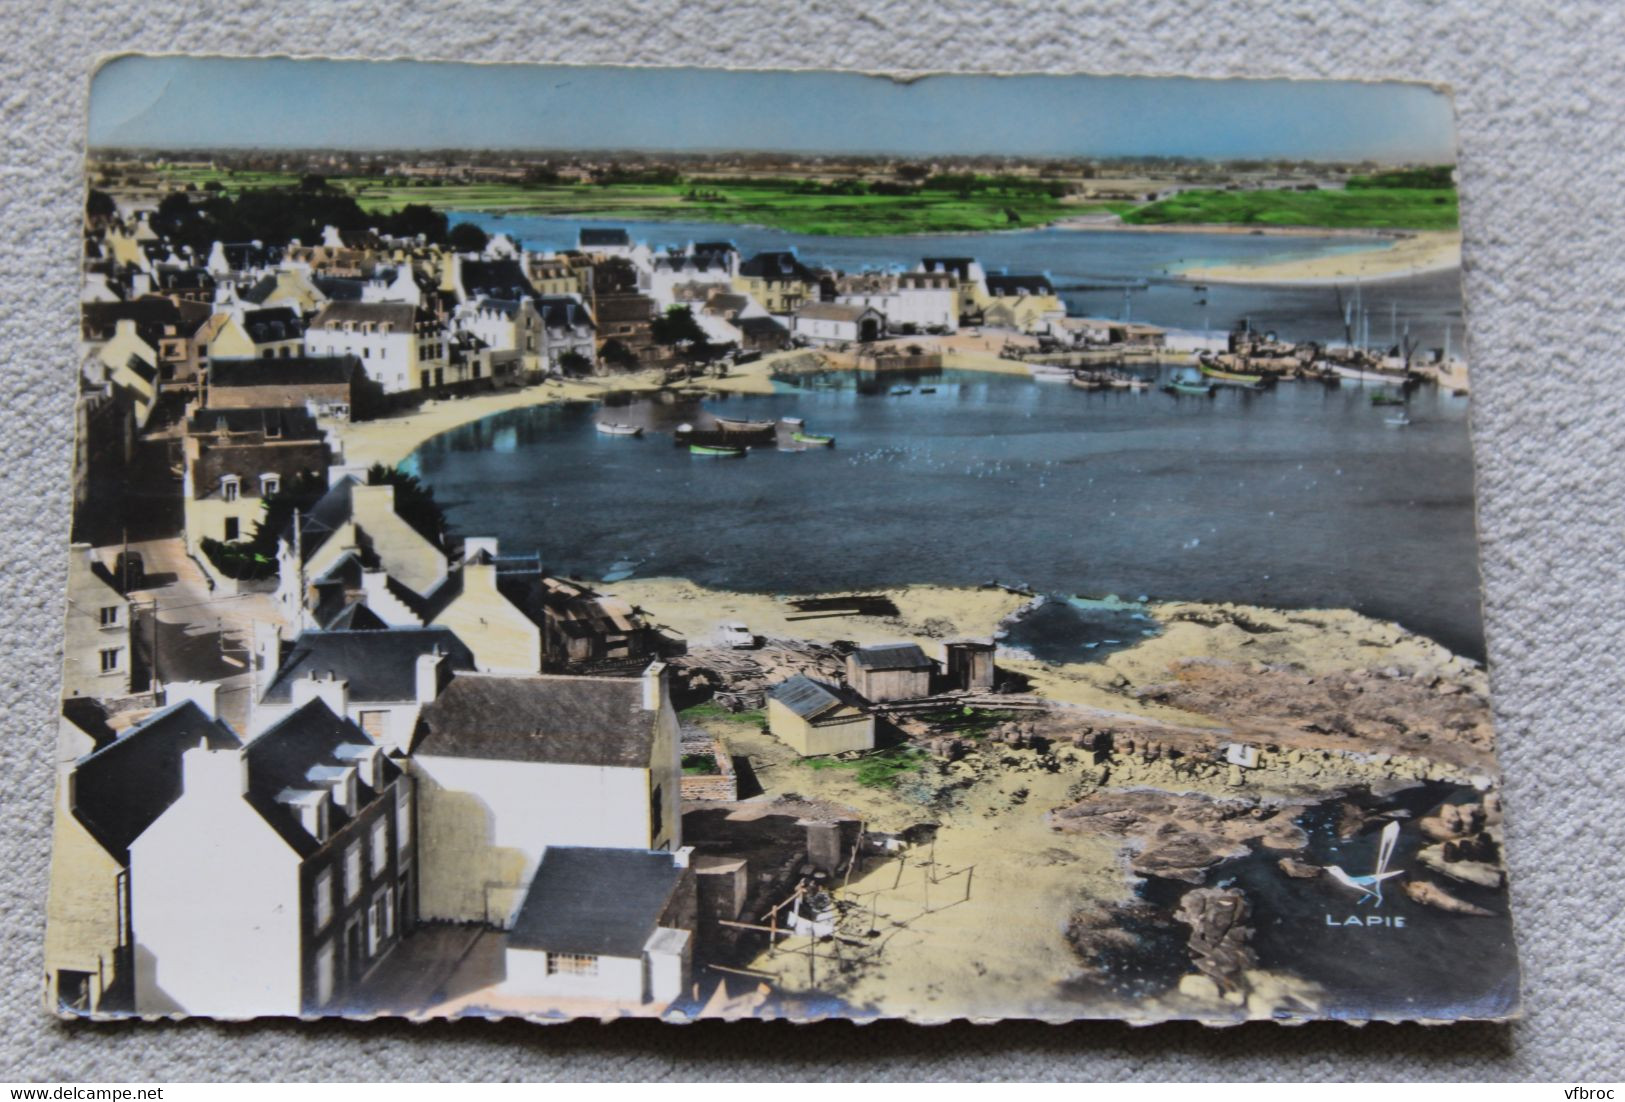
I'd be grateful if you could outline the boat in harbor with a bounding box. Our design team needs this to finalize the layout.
[793,431,835,447]
[888,384,913,396]
[1070,371,1107,391]
[1322,361,1410,386]
[1384,414,1412,428]
[713,415,776,432]
[1163,374,1217,396]
[919,386,937,393]
[1030,364,1076,383]
[595,421,643,436]
[1106,371,1150,390]
[780,416,805,427]
[690,443,746,457]
[1371,392,1406,407]
[1198,361,1264,384]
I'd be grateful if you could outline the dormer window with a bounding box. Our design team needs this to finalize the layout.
[260,474,281,497]
[221,476,240,502]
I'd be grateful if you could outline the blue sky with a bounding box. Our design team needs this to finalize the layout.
[89,56,1457,163]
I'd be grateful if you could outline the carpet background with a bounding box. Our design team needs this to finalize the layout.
[3,0,1622,1081]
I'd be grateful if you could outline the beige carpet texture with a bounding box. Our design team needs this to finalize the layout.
[3,0,1622,1081]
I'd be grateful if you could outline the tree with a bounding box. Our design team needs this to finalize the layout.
[367,464,449,546]
[447,221,490,252]
[85,188,116,222]
[651,305,714,364]
[599,339,639,372]
[300,173,328,191]
[557,349,592,376]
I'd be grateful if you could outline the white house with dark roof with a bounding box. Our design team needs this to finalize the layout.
[304,301,446,393]
[503,846,694,1007]
[407,664,681,928]
[792,302,885,345]
[128,698,415,1016]
[252,625,475,751]
[45,696,241,1013]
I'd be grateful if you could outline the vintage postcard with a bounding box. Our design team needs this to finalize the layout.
[49,57,1517,1024]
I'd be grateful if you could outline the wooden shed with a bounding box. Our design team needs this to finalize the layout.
[845,643,935,703]
[767,675,875,757]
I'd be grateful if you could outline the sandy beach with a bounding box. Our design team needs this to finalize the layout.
[1176,230,1461,286]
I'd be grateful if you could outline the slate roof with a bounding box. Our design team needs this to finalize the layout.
[796,302,873,323]
[920,257,977,280]
[739,251,814,282]
[285,476,356,562]
[848,642,934,671]
[312,276,367,302]
[71,701,244,864]
[535,297,593,331]
[261,627,474,705]
[579,227,631,248]
[985,273,1054,296]
[735,316,787,340]
[243,699,400,857]
[208,355,360,390]
[508,846,685,956]
[323,602,389,631]
[413,673,658,766]
[769,674,856,721]
[242,307,304,343]
[309,302,419,330]
[460,260,536,301]
[187,406,324,439]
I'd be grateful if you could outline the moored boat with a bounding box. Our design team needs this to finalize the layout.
[1198,361,1263,384]
[780,416,805,427]
[888,384,913,395]
[1030,364,1076,383]
[713,415,776,432]
[1163,376,1217,396]
[793,431,835,447]
[595,421,643,436]
[690,443,746,457]
[1371,392,1406,407]
[1384,414,1412,428]
[1069,372,1107,391]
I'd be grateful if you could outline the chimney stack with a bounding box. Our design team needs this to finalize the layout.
[163,680,220,720]
[642,661,667,713]
[416,651,444,705]
[181,746,248,798]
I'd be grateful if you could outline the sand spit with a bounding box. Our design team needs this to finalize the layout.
[1176,231,1461,286]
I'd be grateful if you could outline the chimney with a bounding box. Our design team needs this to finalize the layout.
[163,680,219,720]
[641,660,667,713]
[130,272,152,297]
[181,746,248,797]
[416,651,444,704]
[672,845,693,870]
[291,671,348,716]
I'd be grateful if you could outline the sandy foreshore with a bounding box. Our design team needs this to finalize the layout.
[1175,230,1461,286]
[334,343,1048,468]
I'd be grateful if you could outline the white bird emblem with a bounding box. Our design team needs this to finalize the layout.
[1324,820,1404,907]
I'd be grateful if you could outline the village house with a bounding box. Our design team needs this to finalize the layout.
[304,302,447,394]
[87,319,161,429]
[917,257,988,320]
[128,698,416,1016]
[203,356,363,421]
[45,693,241,1013]
[274,475,450,633]
[845,642,937,702]
[793,302,885,345]
[734,251,817,316]
[181,407,330,555]
[503,846,695,1007]
[408,665,682,929]
[236,266,330,315]
[449,257,538,304]
[645,243,739,309]
[593,293,659,367]
[578,226,635,260]
[201,306,307,362]
[81,298,213,382]
[60,544,133,700]
[980,273,1066,332]
[453,297,541,367]
[535,296,597,371]
[524,255,580,298]
[767,674,877,757]
[252,625,475,752]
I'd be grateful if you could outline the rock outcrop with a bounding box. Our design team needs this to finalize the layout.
[1175,887,1257,994]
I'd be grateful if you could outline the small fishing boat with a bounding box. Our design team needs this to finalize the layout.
[1198,361,1263,384]
[1030,364,1076,383]
[602,559,639,582]
[1163,377,1217,396]
[690,443,746,457]
[1106,372,1150,390]
[1070,372,1106,391]
[1325,361,1408,386]
[918,386,937,394]
[1384,414,1412,428]
[1370,392,1406,407]
[713,415,775,432]
[595,421,643,436]
[780,416,805,427]
[793,431,835,447]
[888,384,913,396]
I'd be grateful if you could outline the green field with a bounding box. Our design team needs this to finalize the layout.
[141,164,1455,236]
[1123,186,1458,231]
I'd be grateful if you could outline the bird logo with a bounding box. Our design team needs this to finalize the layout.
[1324,820,1403,907]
